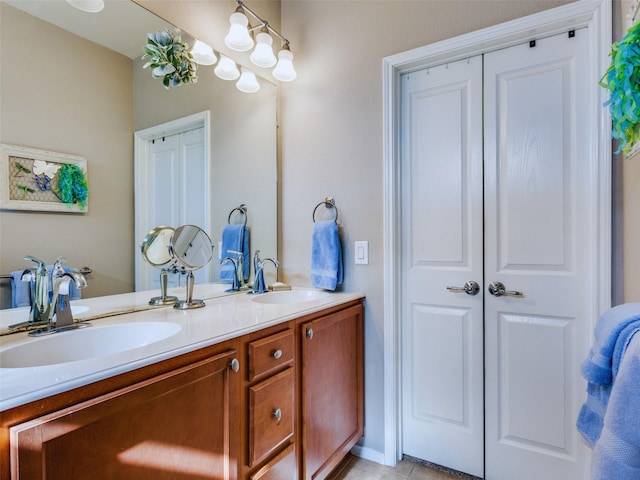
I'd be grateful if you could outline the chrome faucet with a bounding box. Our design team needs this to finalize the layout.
[221,257,241,292]
[48,271,88,329]
[9,257,89,335]
[222,250,250,291]
[252,253,279,294]
[23,255,51,324]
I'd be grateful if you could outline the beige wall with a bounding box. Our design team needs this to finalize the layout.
[0,3,135,305]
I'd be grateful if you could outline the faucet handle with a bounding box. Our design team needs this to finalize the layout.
[24,256,47,274]
[52,257,67,277]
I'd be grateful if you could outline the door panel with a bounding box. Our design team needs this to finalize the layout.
[484,30,590,480]
[401,55,484,478]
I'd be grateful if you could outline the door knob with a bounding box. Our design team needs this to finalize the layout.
[446,281,480,296]
[488,281,523,297]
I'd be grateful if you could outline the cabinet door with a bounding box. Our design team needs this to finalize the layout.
[300,304,364,480]
[10,350,240,480]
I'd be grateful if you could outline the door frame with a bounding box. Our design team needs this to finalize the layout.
[134,111,211,291]
[381,1,611,467]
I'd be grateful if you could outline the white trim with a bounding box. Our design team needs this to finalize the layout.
[382,0,611,467]
[134,111,212,291]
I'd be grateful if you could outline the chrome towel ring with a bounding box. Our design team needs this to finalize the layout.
[312,197,339,223]
[228,204,248,226]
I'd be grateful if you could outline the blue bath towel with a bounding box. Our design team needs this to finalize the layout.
[590,332,640,479]
[581,303,640,386]
[577,303,640,447]
[310,220,343,291]
[220,224,249,283]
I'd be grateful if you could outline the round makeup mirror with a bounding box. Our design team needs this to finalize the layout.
[141,226,175,267]
[169,225,214,309]
[140,226,178,306]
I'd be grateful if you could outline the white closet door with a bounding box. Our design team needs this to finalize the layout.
[401,55,485,478]
[483,30,591,480]
[180,126,208,285]
[142,126,207,290]
[147,134,181,290]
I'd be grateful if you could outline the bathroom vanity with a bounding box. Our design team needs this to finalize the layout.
[0,288,364,479]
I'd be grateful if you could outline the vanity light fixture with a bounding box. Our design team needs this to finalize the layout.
[214,55,241,80]
[272,43,297,82]
[224,0,296,80]
[250,28,277,68]
[191,40,217,66]
[236,67,260,93]
[66,0,104,13]
[224,6,254,52]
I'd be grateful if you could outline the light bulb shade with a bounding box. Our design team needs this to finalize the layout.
[250,31,277,68]
[66,0,104,12]
[236,67,260,93]
[272,48,297,82]
[214,55,240,80]
[191,40,217,65]
[224,11,254,52]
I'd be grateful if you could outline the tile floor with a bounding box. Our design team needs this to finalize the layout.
[328,455,472,480]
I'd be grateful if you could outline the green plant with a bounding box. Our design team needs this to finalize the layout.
[601,21,640,154]
[142,30,198,88]
[57,164,89,209]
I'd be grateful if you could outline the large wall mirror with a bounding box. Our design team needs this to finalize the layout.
[0,0,278,309]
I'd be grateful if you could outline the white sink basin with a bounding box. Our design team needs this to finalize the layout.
[0,322,181,368]
[251,290,330,305]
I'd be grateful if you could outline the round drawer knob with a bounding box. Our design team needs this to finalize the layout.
[272,349,283,359]
[273,408,282,423]
[229,358,240,372]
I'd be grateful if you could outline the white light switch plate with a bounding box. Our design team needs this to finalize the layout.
[354,241,369,264]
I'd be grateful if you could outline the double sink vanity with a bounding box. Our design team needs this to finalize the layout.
[0,284,364,480]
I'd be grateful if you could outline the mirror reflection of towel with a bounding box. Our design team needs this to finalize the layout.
[10,266,83,309]
[310,220,343,291]
[220,225,250,282]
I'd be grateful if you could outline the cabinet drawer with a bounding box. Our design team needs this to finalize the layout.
[249,368,294,467]
[248,330,294,382]
[250,443,297,480]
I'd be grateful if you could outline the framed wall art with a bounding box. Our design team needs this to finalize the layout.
[0,144,89,213]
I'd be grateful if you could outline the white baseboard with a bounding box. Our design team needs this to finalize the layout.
[350,445,387,465]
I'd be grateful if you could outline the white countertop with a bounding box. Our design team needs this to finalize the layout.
[0,285,364,412]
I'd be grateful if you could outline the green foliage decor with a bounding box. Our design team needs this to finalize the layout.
[142,30,198,89]
[601,21,640,154]
[57,164,89,209]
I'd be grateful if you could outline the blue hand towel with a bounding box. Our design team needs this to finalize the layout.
[220,224,250,283]
[577,303,640,447]
[10,266,82,308]
[10,270,31,308]
[590,333,640,479]
[310,220,343,291]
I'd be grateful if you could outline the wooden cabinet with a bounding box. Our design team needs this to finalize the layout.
[2,299,364,480]
[299,303,364,480]
[9,349,240,480]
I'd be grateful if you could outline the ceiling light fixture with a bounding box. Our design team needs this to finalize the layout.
[66,0,104,13]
